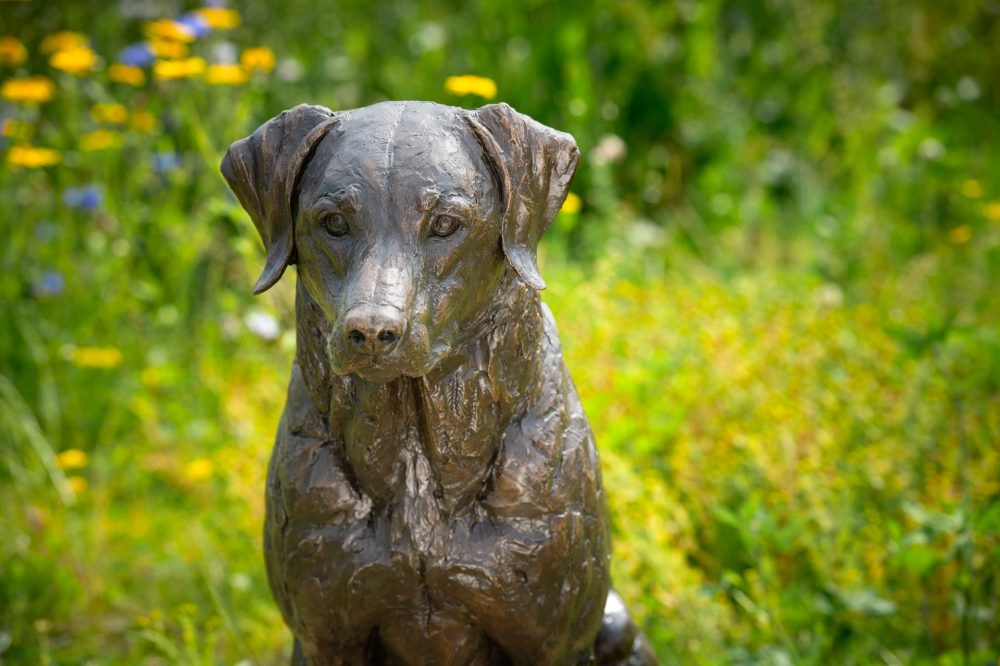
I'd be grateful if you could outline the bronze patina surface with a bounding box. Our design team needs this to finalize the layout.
[221,101,658,665]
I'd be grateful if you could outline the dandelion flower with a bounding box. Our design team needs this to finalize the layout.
[130,109,157,133]
[56,449,89,470]
[444,75,497,99]
[91,102,129,124]
[183,458,214,482]
[149,40,188,59]
[196,7,241,30]
[0,36,28,66]
[71,346,123,368]
[205,63,247,85]
[985,202,1000,224]
[241,47,275,73]
[560,192,582,214]
[80,129,121,151]
[108,63,146,86]
[948,225,972,244]
[65,476,88,494]
[145,20,195,43]
[153,56,206,80]
[50,46,98,75]
[7,145,61,168]
[41,31,88,54]
[1,76,55,103]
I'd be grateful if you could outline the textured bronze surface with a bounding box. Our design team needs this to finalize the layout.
[222,101,658,665]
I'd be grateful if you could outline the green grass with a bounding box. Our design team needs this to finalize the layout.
[1,1,999,664]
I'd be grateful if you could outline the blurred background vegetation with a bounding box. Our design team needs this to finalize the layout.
[1,1,998,664]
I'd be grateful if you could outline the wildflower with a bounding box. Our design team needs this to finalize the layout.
[153,56,206,80]
[130,109,157,133]
[56,448,89,470]
[151,151,181,173]
[961,179,982,199]
[183,458,214,482]
[71,346,123,368]
[80,129,121,151]
[444,74,497,99]
[560,192,582,214]
[108,64,145,86]
[196,7,241,29]
[205,63,246,85]
[50,46,98,75]
[240,46,275,73]
[32,270,65,298]
[177,13,211,39]
[7,145,61,168]
[145,19,195,43]
[0,36,28,66]
[985,202,1000,223]
[590,134,627,165]
[118,43,155,68]
[246,310,280,340]
[41,31,88,54]
[65,476,88,494]
[91,102,129,124]
[1,76,55,103]
[948,225,972,244]
[149,40,188,59]
[62,185,102,211]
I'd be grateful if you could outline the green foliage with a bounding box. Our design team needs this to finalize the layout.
[1,1,998,664]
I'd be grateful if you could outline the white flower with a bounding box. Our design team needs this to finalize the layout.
[245,310,280,341]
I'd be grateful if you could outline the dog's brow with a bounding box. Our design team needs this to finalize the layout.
[315,187,360,211]
[418,189,474,213]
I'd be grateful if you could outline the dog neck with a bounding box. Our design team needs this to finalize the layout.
[293,272,545,514]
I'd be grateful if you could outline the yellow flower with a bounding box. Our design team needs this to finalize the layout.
[80,129,122,151]
[65,475,88,494]
[560,192,582,214]
[985,202,1000,223]
[961,179,982,199]
[183,458,214,482]
[240,47,275,73]
[0,36,28,66]
[71,346,123,368]
[41,31,88,54]
[444,75,497,99]
[196,7,241,29]
[153,57,206,80]
[149,39,188,59]
[91,102,129,124]
[7,145,61,168]
[56,449,89,470]
[948,225,972,244]
[130,109,157,133]
[108,64,145,86]
[145,20,195,43]
[51,46,98,75]
[1,76,55,103]
[205,63,247,85]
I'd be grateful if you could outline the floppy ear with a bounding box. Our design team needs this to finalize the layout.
[221,104,340,294]
[465,102,580,290]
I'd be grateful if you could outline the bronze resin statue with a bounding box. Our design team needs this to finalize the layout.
[221,101,658,665]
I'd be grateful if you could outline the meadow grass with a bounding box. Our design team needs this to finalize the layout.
[1,2,998,664]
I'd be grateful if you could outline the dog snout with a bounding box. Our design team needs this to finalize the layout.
[343,305,405,355]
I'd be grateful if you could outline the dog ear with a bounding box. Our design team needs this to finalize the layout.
[466,103,580,291]
[221,104,340,294]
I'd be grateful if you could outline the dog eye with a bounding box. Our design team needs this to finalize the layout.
[429,214,461,238]
[319,213,350,238]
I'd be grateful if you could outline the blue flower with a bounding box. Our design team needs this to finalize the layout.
[63,185,102,212]
[32,270,65,298]
[151,151,181,173]
[177,13,211,39]
[119,43,155,68]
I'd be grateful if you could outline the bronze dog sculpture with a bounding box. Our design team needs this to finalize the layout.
[222,101,657,665]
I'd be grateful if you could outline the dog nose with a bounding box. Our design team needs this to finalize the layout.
[343,305,404,354]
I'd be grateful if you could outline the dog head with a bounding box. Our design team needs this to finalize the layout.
[221,101,578,383]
